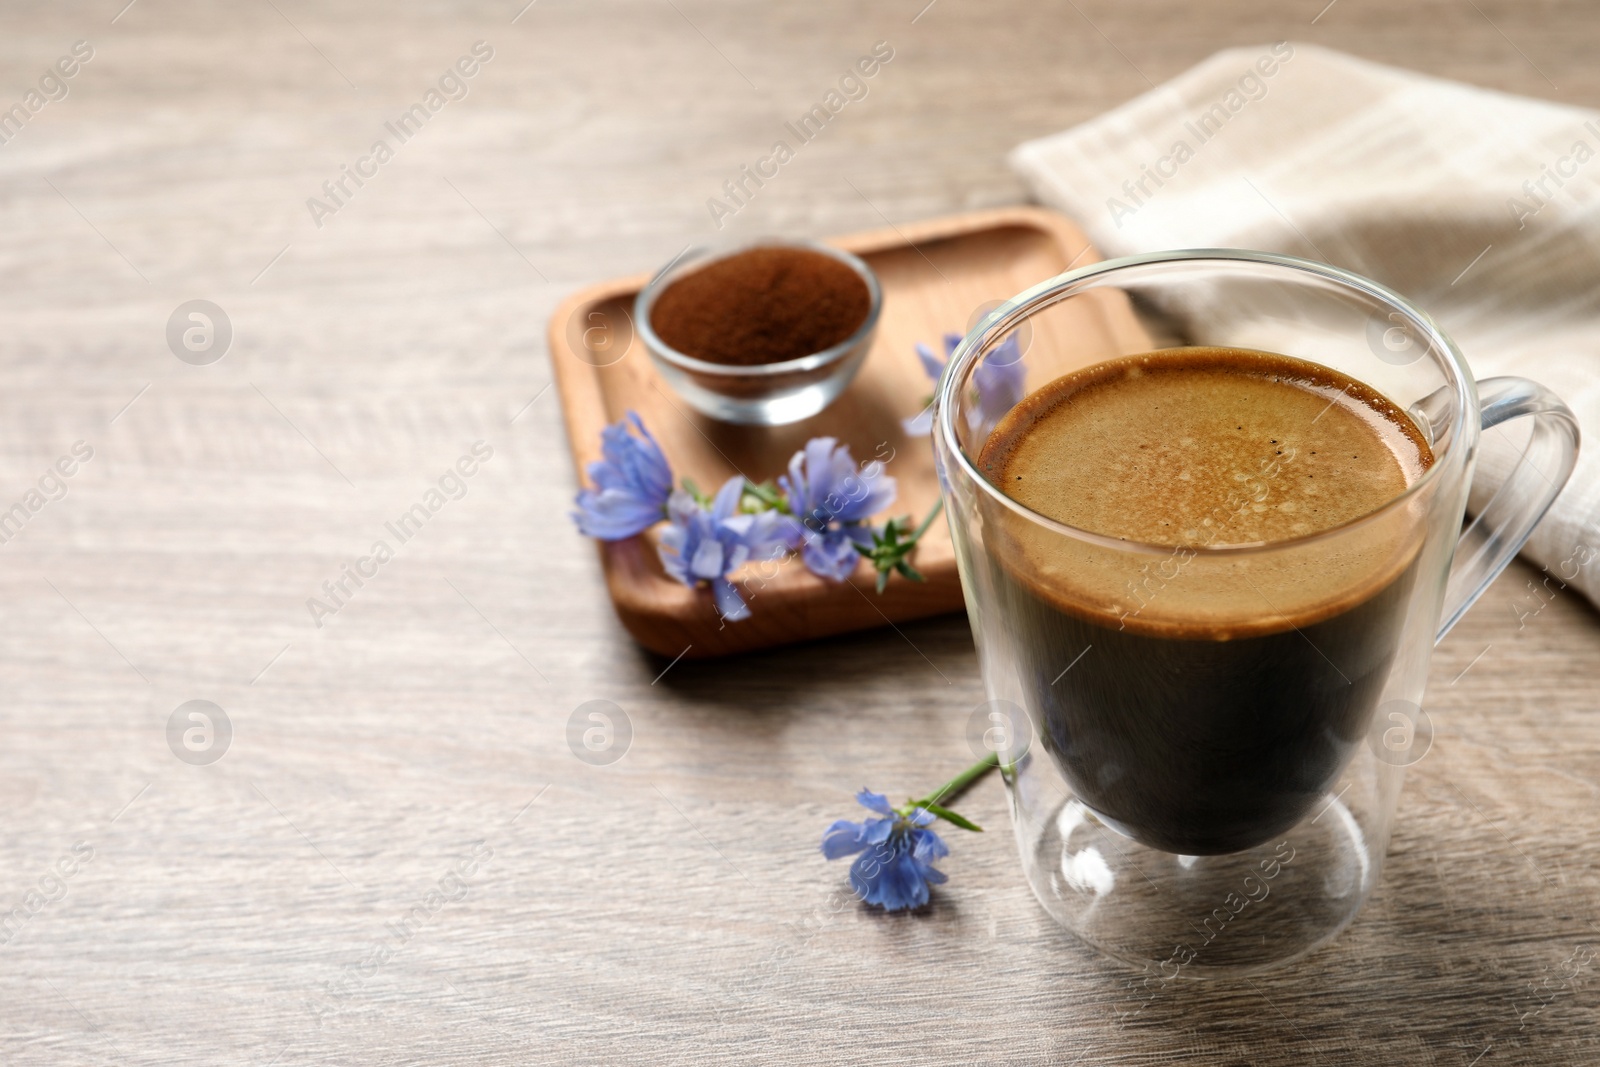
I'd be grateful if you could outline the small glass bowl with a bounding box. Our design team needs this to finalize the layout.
[635,239,882,426]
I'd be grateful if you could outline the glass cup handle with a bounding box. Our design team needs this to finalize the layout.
[1435,376,1581,641]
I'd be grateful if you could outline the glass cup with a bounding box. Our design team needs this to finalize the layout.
[932,250,1579,976]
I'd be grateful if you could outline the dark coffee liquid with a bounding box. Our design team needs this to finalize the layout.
[978,348,1434,855]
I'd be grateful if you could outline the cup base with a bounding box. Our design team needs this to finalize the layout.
[1019,776,1377,977]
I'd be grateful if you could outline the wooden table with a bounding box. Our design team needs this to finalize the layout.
[2,1,1597,1063]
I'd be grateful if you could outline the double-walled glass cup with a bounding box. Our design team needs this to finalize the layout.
[932,250,1579,976]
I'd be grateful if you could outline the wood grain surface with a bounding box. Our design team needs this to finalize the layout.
[0,2,1596,1065]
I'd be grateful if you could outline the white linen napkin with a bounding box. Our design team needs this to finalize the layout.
[1010,42,1600,613]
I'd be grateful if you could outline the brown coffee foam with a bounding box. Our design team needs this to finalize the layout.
[977,348,1435,639]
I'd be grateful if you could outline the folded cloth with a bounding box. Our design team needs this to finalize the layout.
[1009,42,1600,614]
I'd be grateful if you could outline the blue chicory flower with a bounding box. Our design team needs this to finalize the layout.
[657,475,797,621]
[777,437,897,582]
[821,789,949,911]
[572,411,674,540]
[902,332,1026,437]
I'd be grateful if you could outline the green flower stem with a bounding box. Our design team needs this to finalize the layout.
[899,751,999,832]
[907,497,945,543]
[679,477,713,508]
[741,478,789,514]
[858,497,948,592]
[915,750,999,809]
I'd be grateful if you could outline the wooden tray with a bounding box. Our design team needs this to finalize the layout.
[550,206,1131,658]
